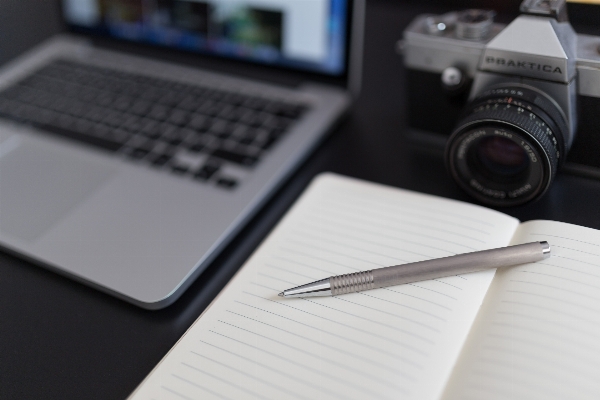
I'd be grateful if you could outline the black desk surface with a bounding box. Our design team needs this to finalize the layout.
[1,1,599,399]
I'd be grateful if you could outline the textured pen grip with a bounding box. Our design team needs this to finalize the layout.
[330,271,375,295]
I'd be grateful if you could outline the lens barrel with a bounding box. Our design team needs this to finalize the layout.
[445,86,568,207]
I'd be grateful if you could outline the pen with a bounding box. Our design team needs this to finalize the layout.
[279,241,550,298]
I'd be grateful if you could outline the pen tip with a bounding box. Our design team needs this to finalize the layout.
[278,292,284,297]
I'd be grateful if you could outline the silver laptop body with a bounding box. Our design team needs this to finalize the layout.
[0,0,364,309]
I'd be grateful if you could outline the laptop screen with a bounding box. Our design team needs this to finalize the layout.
[61,0,350,77]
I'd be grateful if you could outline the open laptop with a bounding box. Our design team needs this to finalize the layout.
[0,0,364,309]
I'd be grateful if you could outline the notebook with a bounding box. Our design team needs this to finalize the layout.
[128,173,600,399]
[0,0,364,308]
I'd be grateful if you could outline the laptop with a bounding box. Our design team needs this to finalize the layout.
[0,0,364,309]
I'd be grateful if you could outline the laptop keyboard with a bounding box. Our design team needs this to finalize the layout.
[0,60,308,189]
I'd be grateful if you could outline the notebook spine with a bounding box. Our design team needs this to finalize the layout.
[330,271,375,295]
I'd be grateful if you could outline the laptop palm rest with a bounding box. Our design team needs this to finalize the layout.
[0,138,115,242]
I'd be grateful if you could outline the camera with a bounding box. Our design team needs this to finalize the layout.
[401,0,600,207]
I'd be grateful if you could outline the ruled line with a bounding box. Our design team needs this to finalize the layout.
[224,310,415,381]
[291,222,448,259]
[273,256,337,275]
[264,264,316,280]
[552,256,600,273]
[253,281,446,331]
[552,245,600,257]
[285,234,411,264]
[251,281,289,293]
[235,299,422,368]
[355,292,447,322]
[323,200,494,234]
[257,272,296,285]
[433,279,463,290]
[170,374,232,400]
[322,187,495,226]
[381,287,452,310]
[302,298,434,351]
[280,241,387,267]
[506,290,600,314]
[469,362,586,398]
[476,357,592,398]
[194,343,314,400]
[322,204,490,242]
[303,212,483,250]
[246,292,431,358]
[519,270,600,290]
[278,247,361,270]
[408,283,457,300]
[296,221,457,257]
[535,260,600,278]
[509,279,600,303]
[481,340,600,379]
[215,319,408,392]
[490,321,600,354]
[499,300,577,318]
[161,386,196,400]
[209,329,385,398]
[181,361,268,400]
[529,232,600,247]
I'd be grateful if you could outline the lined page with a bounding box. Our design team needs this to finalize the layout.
[442,220,600,400]
[129,173,519,400]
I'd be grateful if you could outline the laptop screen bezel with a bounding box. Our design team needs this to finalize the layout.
[58,0,362,93]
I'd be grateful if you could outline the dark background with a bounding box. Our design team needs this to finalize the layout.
[1,1,599,399]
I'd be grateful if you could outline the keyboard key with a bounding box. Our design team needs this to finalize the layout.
[216,177,238,189]
[187,141,205,153]
[148,104,170,121]
[194,162,220,181]
[211,148,258,167]
[107,128,132,144]
[188,114,210,131]
[141,120,161,139]
[113,96,133,111]
[208,119,232,138]
[171,165,188,175]
[128,147,150,160]
[167,109,189,126]
[130,99,151,116]
[150,153,172,167]
[102,110,127,127]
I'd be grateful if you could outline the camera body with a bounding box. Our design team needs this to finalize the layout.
[401,0,600,206]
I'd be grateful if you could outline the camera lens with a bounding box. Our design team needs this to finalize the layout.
[445,86,568,207]
[472,136,530,181]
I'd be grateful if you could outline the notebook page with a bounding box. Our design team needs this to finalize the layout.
[442,220,600,400]
[129,173,519,400]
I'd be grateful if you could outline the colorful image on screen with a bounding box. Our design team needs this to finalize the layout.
[62,0,349,76]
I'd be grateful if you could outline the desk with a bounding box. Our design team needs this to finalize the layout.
[1,1,599,399]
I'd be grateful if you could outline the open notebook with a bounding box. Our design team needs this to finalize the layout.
[129,173,600,400]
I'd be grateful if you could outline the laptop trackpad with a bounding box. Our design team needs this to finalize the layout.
[0,140,115,242]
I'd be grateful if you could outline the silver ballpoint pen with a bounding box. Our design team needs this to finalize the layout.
[279,241,551,298]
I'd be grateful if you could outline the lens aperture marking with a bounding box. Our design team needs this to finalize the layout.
[508,183,532,198]
[458,129,486,158]
[470,179,506,199]
[520,141,538,162]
